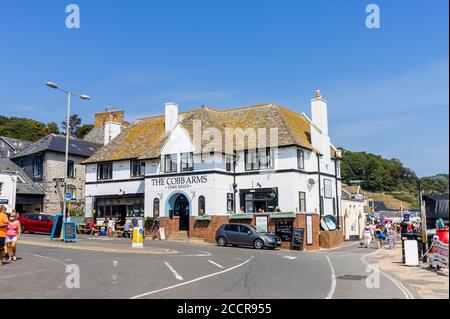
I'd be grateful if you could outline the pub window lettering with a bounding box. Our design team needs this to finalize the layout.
[297,149,305,170]
[163,154,177,173]
[180,152,194,172]
[245,148,273,171]
[299,191,306,212]
[131,159,145,177]
[97,163,113,180]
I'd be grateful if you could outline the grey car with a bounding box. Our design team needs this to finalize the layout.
[216,223,282,249]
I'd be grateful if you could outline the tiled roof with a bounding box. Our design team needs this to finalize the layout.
[0,136,33,151]
[0,158,44,195]
[83,104,337,164]
[11,134,102,159]
[82,127,104,144]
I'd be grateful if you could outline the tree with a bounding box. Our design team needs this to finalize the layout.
[46,122,60,135]
[61,114,82,137]
[0,115,48,141]
[77,124,94,139]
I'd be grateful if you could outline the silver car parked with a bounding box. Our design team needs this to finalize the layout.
[216,223,281,249]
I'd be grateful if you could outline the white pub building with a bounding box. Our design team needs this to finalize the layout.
[83,91,342,234]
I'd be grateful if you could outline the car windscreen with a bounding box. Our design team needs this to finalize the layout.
[248,225,266,233]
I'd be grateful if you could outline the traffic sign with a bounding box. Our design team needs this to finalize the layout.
[65,193,72,201]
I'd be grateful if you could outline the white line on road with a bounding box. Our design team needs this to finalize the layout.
[282,256,297,260]
[175,251,212,257]
[208,260,225,269]
[33,254,68,267]
[164,261,184,281]
[325,256,337,299]
[361,250,414,299]
[130,257,254,299]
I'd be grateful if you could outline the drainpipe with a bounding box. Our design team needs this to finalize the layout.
[334,159,340,229]
[317,154,322,218]
[233,153,237,214]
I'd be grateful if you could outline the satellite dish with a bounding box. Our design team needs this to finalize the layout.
[308,178,315,186]
[321,215,337,231]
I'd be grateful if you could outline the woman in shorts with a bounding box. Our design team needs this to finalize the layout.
[5,212,21,261]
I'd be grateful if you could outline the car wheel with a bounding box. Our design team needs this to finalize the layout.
[217,236,227,247]
[20,225,25,233]
[254,239,264,249]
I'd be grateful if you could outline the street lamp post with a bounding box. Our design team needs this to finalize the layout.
[46,82,91,221]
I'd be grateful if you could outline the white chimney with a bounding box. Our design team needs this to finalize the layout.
[104,121,122,145]
[311,90,328,135]
[310,90,331,161]
[165,102,179,133]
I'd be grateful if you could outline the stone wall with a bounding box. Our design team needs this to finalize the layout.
[41,151,87,213]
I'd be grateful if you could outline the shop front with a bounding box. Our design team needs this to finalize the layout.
[94,194,144,225]
[239,188,279,213]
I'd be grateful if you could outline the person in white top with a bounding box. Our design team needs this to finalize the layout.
[107,218,115,236]
[363,225,372,248]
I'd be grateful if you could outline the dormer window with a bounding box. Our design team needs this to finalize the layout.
[163,154,177,173]
[180,152,194,172]
[131,159,145,177]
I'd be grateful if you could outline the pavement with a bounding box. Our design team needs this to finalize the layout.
[0,233,448,299]
[369,244,449,299]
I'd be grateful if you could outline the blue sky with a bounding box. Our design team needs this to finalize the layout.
[0,0,448,177]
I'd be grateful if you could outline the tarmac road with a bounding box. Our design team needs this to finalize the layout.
[0,234,413,299]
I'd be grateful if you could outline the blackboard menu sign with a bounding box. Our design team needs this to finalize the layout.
[50,214,64,241]
[275,221,293,242]
[63,222,77,243]
[292,228,304,251]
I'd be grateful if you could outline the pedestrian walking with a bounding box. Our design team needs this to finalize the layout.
[0,205,9,266]
[151,217,160,240]
[363,225,372,248]
[107,218,115,237]
[5,212,20,261]
[387,227,396,249]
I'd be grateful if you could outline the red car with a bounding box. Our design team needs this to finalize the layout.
[19,213,54,234]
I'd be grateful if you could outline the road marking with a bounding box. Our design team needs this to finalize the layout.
[325,256,337,299]
[130,257,254,299]
[176,251,212,257]
[361,250,414,299]
[164,262,184,281]
[282,256,297,260]
[33,254,68,266]
[0,270,48,279]
[208,260,225,269]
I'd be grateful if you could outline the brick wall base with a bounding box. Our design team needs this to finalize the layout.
[319,229,344,249]
[161,214,324,251]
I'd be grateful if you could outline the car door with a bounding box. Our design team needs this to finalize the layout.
[25,214,39,232]
[224,224,240,244]
[41,215,54,233]
[237,225,254,245]
[36,215,50,232]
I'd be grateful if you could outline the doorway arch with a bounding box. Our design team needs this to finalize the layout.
[166,191,191,231]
